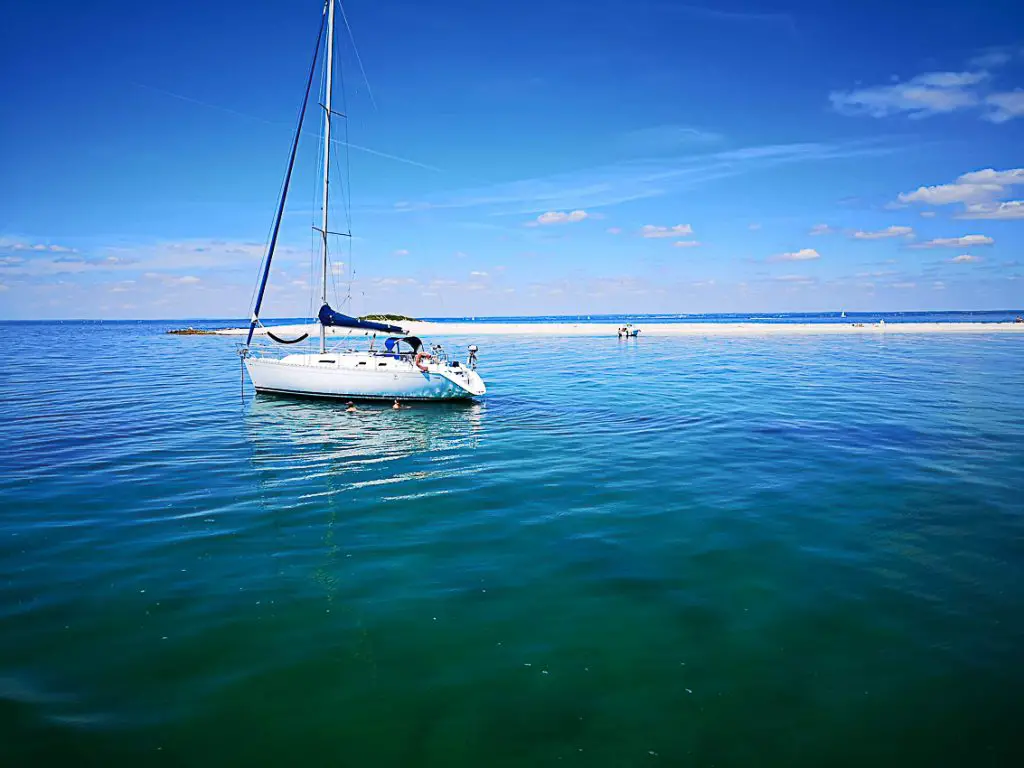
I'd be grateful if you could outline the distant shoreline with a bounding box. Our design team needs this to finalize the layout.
[216,320,1024,337]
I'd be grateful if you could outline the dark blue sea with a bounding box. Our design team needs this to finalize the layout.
[2,318,1023,766]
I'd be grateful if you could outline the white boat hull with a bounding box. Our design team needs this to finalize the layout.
[244,351,485,401]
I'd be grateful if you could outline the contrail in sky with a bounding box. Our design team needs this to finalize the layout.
[133,82,443,172]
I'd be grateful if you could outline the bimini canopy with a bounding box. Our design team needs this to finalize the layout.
[384,336,423,354]
[318,303,406,334]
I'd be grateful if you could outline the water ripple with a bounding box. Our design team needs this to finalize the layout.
[1,324,1023,764]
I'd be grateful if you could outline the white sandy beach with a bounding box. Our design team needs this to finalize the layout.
[216,321,1024,338]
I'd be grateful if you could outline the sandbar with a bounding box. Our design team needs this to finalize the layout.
[215,321,1024,338]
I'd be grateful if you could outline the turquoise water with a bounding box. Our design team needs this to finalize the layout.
[2,322,1023,766]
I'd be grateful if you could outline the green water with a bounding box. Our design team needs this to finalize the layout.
[2,323,1023,766]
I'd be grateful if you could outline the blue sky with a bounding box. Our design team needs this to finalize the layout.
[1,0,1022,319]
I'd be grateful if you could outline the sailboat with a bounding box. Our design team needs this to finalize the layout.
[239,0,485,401]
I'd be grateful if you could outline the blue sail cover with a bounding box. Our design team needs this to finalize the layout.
[318,303,406,334]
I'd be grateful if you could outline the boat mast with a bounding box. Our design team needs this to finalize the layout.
[319,0,336,354]
[244,5,327,348]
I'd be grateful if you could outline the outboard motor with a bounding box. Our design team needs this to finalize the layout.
[467,345,479,370]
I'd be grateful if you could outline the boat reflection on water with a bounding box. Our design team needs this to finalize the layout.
[239,397,489,646]
[243,396,487,493]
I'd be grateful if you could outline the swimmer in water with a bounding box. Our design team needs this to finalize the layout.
[345,401,357,412]
[392,399,402,410]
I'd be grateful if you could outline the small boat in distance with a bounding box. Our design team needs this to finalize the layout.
[618,324,641,338]
[239,0,485,401]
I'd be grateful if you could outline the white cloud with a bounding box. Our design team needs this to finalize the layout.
[958,168,1024,185]
[950,254,982,263]
[606,227,622,235]
[771,248,820,262]
[898,182,1003,205]
[969,50,1014,69]
[621,125,724,152]
[910,234,994,249]
[932,280,947,290]
[470,270,488,277]
[830,71,986,119]
[526,210,589,226]
[957,201,1024,220]
[673,240,701,248]
[891,282,917,289]
[920,211,937,218]
[393,248,410,256]
[640,224,693,238]
[808,224,834,236]
[381,140,898,216]
[773,274,816,284]
[0,238,76,254]
[830,51,1024,122]
[851,225,915,240]
[985,90,1024,123]
[896,167,1024,218]
[748,223,762,231]
[0,283,8,291]
[141,273,201,286]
